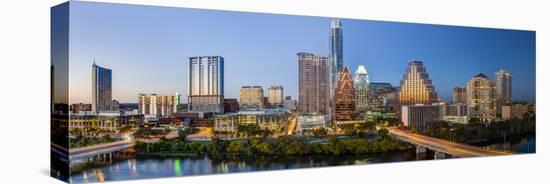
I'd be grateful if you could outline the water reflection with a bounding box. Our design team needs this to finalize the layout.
[71,151,417,183]
[70,137,535,183]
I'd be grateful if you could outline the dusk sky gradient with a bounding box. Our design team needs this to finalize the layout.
[68,1,535,103]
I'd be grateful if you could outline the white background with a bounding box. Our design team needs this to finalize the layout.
[0,0,548,183]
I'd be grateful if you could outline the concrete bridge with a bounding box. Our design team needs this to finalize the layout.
[387,128,514,159]
[54,140,135,166]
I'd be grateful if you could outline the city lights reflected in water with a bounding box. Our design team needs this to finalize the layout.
[174,159,182,176]
[70,137,534,183]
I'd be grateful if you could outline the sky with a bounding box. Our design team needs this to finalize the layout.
[66,1,536,103]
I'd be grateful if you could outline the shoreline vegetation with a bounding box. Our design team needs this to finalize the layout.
[407,116,536,145]
[69,134,117,149]
[134,128,411,158]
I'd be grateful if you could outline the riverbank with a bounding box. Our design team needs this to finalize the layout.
[135,129,411,158]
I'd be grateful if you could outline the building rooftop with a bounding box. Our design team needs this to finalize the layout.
[474,73,488,78]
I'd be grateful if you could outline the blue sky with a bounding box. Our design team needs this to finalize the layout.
[67,1,535,103]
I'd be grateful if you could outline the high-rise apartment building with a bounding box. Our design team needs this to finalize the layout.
[399,60,438,105]
[334,67,355,121]
[495,69,512,117]
[466,73,496,121]
[268,85,284,107]
[353,65,369,112]
[240,86,264,109]
[92,62,112,114]
[297,52,330,115]
[453,87,467,104]
[188,56,224,113]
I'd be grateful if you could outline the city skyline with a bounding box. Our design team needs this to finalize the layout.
[67,1,535,104]
[51,2,537,183]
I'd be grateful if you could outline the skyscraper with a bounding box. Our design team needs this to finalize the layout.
[268,85,284,107]
[353,65,369,112]
[188,56,224,113]
[452,87,467,104]
[495,69,512,117]
[240,86,264,109]
[399,60,438,105]
[334,67,355,121]
[92,62,112,114]
[466,73,496,121]
[297,52,330,115]
[329,20,344,101]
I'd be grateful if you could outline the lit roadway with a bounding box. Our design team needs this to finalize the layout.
[286,112,298,135]
[387,127,514,157]
[67,133,136,162]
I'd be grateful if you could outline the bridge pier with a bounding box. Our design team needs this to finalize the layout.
[434,151,446,159]
[416,145,427,154]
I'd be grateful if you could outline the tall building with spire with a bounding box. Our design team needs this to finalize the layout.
[92,62,112,114]
[354,65,369,112]
[466,73,496,121]
[329,20,344,102]
[399,60,438,105]
[334,67,355,121]
[297,52,330,115]
[495,69,512,117]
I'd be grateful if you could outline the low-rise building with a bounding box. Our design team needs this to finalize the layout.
[297,115,327,132]
[223,98,240,113]
[283,99,297,110]
[444,103,469,124]
[69,112,143,135]
[70,103,92,114]
[214,109,290,133]
[361,111,397,123]
[401,103,444,130]
[502,103,534,120]
[443,116,469,124]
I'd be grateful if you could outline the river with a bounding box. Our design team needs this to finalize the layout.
[70,137,535,183]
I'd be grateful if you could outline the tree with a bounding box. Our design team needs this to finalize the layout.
[226,141,252,155]
[207,138,229,157]
[365,121,377,133]
[326,137,344,155]
[310,142,324,154]
[177,129,190,141]
[312,128,328,138]
[253,142,274,155]
[377,128,390,140]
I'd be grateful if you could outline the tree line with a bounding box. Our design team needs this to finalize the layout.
[135,128,410,158]
[409,115,536,144]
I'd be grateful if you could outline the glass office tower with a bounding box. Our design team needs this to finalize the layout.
[92,62,112,114]
[329,20,344,99]
[353,65,369,112]
[188,56,224,113]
